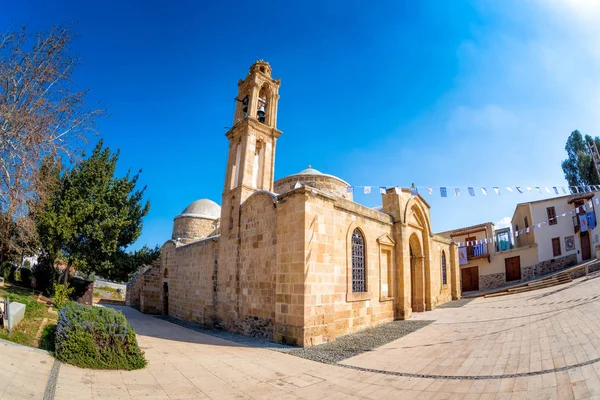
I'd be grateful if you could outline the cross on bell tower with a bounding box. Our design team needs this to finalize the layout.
[221,60,282,231]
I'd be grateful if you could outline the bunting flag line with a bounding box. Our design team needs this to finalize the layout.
[343,184,600,200]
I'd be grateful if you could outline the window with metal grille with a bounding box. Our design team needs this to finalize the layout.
[351,229,366,292]
[441,251,447,285]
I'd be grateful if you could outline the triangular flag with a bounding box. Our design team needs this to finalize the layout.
[561,187,567,194]
[516,187,523,194]
[379,187,386,194]
[537,223,542,228]
[576,207,580,213]
[536,187,542,194]
[493,187,500,195]
[545,187,551,193]
[411,186,418,196]
[515,231,519,237]
[454,188,460,196]
[531,225,536,230]
[394,187,401,194]
[553,187,559,194]
[561,213,566,217]
[527,187,532,193]
[427,187,433,195]
[347,186,353,193]
[506,187,514,192]
[526,227,530,233]
[589,200,593,208]
[364,186,371,194]
[596,198,599,205]
[468,187,475,196]
[481,188,487,195]
[440,187,447,197]
[582,204,586,211]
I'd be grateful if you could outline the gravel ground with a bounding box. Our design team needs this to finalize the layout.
[435,298,474,308]
[157,316,433,364]
[282,320,433,363]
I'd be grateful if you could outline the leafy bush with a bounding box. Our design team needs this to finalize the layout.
[53,283,74,311]
[1,261,11,281]
[55,302,146,370]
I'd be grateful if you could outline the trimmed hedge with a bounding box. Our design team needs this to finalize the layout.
[55,302,146,370]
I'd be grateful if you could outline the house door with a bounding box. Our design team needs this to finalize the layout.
[505,256,521,282]
[461,266,479,292]
[581,231,591,261]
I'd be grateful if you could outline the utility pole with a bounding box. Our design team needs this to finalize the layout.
[588,140,600,183]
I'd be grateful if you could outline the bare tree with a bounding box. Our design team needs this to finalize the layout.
[0,26,103,262]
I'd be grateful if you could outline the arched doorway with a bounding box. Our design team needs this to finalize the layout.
[409,233,426,312]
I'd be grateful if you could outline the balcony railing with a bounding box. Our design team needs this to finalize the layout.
[467,243,489,260]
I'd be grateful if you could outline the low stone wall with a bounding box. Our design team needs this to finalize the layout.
[479,272,506,290]
[479,253,580,291]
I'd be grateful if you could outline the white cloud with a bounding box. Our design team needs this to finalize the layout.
[495,217,512,230]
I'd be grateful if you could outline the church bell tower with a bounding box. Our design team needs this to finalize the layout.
[220,60,282,232]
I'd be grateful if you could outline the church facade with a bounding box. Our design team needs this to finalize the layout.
[127,61,461,347]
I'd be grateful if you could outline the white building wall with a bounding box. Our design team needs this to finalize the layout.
[530,193,600,264]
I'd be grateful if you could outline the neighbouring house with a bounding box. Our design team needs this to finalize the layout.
[440,191,600,292]
[127,60,462,347]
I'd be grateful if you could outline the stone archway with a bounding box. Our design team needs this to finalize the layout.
[409,233,426,312]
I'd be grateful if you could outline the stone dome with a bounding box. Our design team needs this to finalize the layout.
[178,199,221,219]
[274,166,352,200]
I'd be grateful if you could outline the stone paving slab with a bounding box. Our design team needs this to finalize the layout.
[16,273,600,399]
[0,338,54,400]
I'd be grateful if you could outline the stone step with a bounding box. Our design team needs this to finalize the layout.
[485,276,572,298]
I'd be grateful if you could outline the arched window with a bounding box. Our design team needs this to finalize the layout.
[441,251,447,285]
[352,229,366,292]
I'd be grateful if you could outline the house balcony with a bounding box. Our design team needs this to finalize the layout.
[467,243,489,260]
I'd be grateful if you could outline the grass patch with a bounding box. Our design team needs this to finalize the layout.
[93,285,125,300]
[0,285,58,349]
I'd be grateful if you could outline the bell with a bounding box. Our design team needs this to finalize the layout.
[257,106,266,123]
[242,96,249,115]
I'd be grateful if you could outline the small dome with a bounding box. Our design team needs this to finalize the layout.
[179,199,220,219]
[297,167,323,175]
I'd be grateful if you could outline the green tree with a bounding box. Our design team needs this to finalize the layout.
[36,140,150,284]
[0,26,103,263]
[561,130,600,187]
[108,245,161,282]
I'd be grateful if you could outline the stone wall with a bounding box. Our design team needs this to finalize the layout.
[274,174,352,201]
[140,265,163,314]
[126,263,155,308]
[299,190,396,346]
[172,217,217,242]
[232,192,277,339]
[164,237,218,324]
[479,272,506,290]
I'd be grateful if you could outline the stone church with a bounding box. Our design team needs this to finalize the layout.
[127,61,461,347]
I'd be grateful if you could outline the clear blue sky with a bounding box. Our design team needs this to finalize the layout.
[4,0,600,249]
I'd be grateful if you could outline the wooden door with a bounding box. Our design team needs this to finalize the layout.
[461,266,479,292]
[505,256,521,282]
[581,231,591,260]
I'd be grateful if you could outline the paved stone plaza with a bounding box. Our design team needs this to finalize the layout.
[4,273,600,399]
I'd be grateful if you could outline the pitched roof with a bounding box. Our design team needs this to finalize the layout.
[436,222,494,237]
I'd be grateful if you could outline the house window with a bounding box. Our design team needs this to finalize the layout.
[524,216,529,229]
[351,229,366,292]
[552,237,561,257]
[547,207,557,225]
[441,251,447,285]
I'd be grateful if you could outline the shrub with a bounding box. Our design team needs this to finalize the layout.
[1,261,11,281]
[55,302,146,370]
[53,283,74,311]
